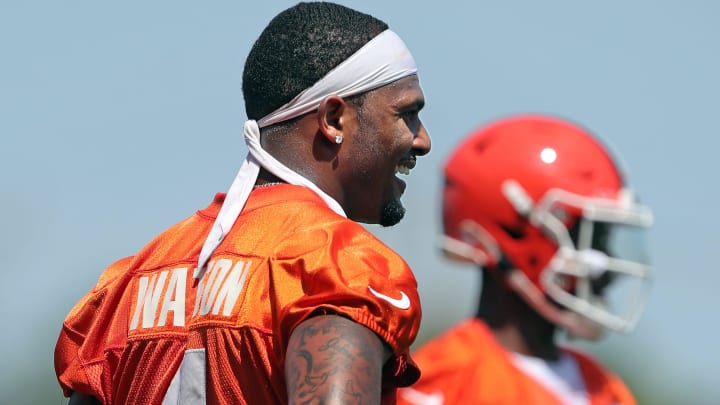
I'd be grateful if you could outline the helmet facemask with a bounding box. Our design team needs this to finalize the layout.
[506,180,654,339]
[441,180,653,340]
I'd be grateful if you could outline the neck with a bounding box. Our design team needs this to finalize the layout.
[259,116,342,203]
[476,270,560,361]
[255,168,285,186]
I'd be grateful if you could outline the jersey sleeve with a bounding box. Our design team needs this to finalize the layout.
[54,256,134,400]
[271,219,422,387]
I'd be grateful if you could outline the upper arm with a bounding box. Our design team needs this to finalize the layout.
[285,314,390,404]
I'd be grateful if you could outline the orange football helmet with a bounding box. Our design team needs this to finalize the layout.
[442,114,653,339]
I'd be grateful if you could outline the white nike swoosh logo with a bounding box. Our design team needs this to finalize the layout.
[399,387,444,405]
[367,286,410,310]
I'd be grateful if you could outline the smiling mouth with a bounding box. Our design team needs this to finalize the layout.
[395,156,416,175]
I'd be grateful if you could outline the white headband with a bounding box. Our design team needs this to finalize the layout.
[197,30,418,271]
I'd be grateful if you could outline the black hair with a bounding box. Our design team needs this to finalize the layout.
[242,2,388,120]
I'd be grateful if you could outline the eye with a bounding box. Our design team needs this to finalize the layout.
[400,108,423,127]
[397,99,424,132]
[399,110,417,120]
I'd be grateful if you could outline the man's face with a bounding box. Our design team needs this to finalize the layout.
[340,75,431,226]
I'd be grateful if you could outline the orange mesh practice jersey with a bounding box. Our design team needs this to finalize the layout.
[55,185,422,404]
[398,319,636,405]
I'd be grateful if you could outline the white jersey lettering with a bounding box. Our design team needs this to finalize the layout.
[213,260,251,316]
[130,270,167,330]
[199,259,232,316]
[158,267,187,327]
[128,259,251,332]
[130,268,189,330]
[193,258,252,317]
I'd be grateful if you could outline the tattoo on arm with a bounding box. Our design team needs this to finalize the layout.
[285,314,386,405]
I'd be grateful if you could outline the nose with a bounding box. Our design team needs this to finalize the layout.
[412,123,431,156]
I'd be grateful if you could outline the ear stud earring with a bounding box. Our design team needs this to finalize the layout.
[335,135,343,144]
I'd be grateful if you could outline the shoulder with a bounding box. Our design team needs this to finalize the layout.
[64,255,134,320]
[247,186,403,262]
[413,319,500,370]
[401,320,529,404]
[95,255,134,288]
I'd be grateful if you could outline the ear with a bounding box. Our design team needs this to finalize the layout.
[317,95,347,145]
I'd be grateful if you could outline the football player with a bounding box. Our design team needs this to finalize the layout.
[399,114,653,405]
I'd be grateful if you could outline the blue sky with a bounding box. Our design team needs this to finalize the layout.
[2,1,718,403]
